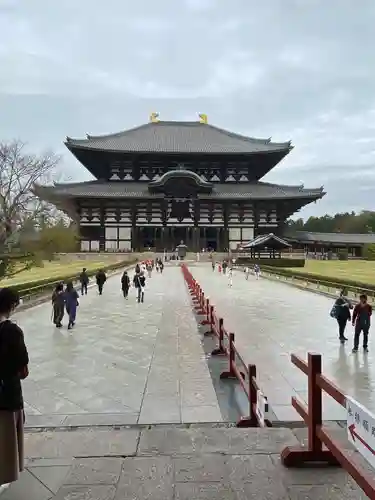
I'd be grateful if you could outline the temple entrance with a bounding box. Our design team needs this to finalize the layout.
[205,227,218,251]
[139,227,155,249]
[172,227,187,249]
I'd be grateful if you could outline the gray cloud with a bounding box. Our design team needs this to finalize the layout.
[0,0,374,218]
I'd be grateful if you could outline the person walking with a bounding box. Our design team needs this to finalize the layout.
[79,268,89,296]
[254,264,260,279]
[0,288,29,491]
[222,261,228,275]
[212,261,215,272]
[244,266,250,280]
[228,267,233,287]
[133,271,146,303]
[333,289,352,343]
[95,269,107,295]
[64,281,79,330]
[121,271,130,299]
[159,260,164,274]
[146,261,153,278]
[51,282,65,328]
[352,294,372,353]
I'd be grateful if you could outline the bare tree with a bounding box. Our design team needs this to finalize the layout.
[0,140,61,276]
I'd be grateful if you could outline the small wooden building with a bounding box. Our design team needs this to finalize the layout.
[239,233,291,259]
[286,232,375,258]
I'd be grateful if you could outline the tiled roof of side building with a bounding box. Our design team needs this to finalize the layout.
[34,181,325,200]
[65,121,292,154]
[289,231,375,244]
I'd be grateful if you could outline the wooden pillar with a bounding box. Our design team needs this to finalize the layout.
[99,204,105,252]
[253,202,259,237]
[131,203,137,250]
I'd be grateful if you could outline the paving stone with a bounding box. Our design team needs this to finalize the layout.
[25,429,140,458]
[25,414,68,428]
[174,482,238,499]
[54,485,117,500]
[286,484,364,499]
[181,405,222,423]
[174,455,228,482]
[28,465,71,494]
[62,413,139,427]
[0,470,52,500]
[233,482,290,500]
[227,454,277,481]
[26,458,74,468]
[64,458,123,485]
[138,427,299,456]
[115,457,173,500]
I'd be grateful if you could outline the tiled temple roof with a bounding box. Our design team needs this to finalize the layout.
[65,121,292,155]
[287,231,375,244]
[34,180,324,200]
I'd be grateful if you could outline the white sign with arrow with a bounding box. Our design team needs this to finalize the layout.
[346,395,375,468]
[256,390,268,426]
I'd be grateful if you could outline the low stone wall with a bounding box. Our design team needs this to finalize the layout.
[55,252,153,263]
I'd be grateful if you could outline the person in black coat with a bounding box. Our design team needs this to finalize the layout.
[334,288,352,343]
[133,271,146,303]
[121,271,130,299]
[95,269,107,295]
[51,282,65,327]
[79,268,89,296]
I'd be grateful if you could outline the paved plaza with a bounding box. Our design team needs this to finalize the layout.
[191,263,375,421]
[15,265,222,427]
[2,261,373,499]
[1,425,367,499]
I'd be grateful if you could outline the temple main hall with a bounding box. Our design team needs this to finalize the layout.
[35,114,325,252]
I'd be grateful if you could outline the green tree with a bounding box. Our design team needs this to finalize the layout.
[363,243,375,261]
[287,210,375,234]
[38,222,79,259]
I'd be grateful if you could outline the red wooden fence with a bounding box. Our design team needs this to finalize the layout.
[181,264,271,428]
[281,352,375,499]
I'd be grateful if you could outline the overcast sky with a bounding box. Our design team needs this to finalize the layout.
[1,0,374,219]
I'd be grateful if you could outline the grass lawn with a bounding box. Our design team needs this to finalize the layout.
[288,260,375,285]
[0,259,121,287]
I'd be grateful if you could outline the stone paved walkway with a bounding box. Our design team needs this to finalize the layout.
[191,263,375,422]
[1,425,368,499]
[14,265,222,427]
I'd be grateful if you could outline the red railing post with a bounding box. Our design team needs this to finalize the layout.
[195,290,205,315]
[201,298,212,329]
[281,353,340,467]
[211,317,226,356]
[308,353,323,453]
[220,333,236,379]
[237,364,259,428]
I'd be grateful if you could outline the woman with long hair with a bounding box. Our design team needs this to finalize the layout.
[0,288,29,490]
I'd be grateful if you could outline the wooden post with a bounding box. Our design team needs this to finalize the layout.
[211,317,226,356]
[201,298,212,328]
[281,353,340,467]
[237,364,259,428]
[220,333,236,379]
[308,353,323,453]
